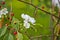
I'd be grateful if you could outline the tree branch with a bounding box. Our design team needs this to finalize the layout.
[18,0,60,20]
[30,34,60,39]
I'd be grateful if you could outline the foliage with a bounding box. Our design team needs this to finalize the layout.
[0,0,59,40]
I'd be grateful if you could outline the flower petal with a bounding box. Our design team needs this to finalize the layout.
[29,17,36,24]
[24,22,30,28]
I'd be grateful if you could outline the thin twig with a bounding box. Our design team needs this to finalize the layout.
[31,35,52,38]
[34,7,38,18]
[30,34,60,39]
[51,0,55,40]
[18,0,60,19]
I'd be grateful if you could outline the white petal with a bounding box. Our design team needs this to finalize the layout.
[24,20,28,23]
[3,8,7,11]
[24,14,30,20]
[29,17,36,24]
[24,22,30,28]
[52,0,58,5]
[52,0,60,8]
[21,13,25,19]
[21,14,30,20]
[5,11,8,13]
[3,13,6,15]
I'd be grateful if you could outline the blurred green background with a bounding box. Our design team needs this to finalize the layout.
[5,0,52,40]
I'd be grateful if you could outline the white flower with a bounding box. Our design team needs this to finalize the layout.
[0,8,8,18]
[52,0,60,8]
[21,13,36,28]
[1,8,8,15]
[24,22,30,28]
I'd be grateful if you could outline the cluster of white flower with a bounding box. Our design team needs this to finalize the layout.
[21,13,36,28]
[0,8,8,18]
[52,0,60,8]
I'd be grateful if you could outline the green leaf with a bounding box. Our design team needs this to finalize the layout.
[3,33,14,40]
[11,17,20,30]
[16,32,23,40]
[0,26,7,38]
[23,35,30,40]
[8,34,14,40]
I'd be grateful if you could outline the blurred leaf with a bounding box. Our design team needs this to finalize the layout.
[23,34,30,40]
[11,17,20,30]
[0,26,7,38]
[8,34,14,40]
[16,32,23,40]
[3,33,14,40]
